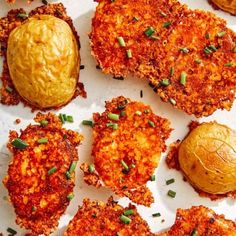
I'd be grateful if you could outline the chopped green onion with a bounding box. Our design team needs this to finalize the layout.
[121,160,129,171]
[152,212,161,217]
[117,37,126,47]
[42,0,48,4]
[82,120,94,127]
[195,59,202,64]
[167,190,176,198]
[133,16,139,22]
[131,164,135,168]
[63,134,68,140]
[12,138,29,149]
[217,31,226,37]
[106,123,119,130]
[166,178,175,185]
[209,45,217,52]
[67,192,74,201]
[160,79,170,86]
[224,62,234,67]
[39,120,48,126]
[17,13,28,19]
[59,113,66,124]
[144,27,155,37]
[180,47,189,53]
[124,209,134,216]
[7,227,17,235]
[67,115,74,123]
[233,46,236,53]
[204,47,212,55]
[117,233,121,236]
[108,112,120,121]
[163,21,171,28]
[205,33,210,39]
[135,111,142,116]
[170,67,174,77]
[32,206,37,212]
[169,98,176,106]
[120,111,126,117]
[148,120,155,127]
[48,166,57,175]
[126,49,132,59]
[150,35,160,40]
[37,138,48,144]
[65,171,71,179]
[180,72,187,86]
[6,86,13,93]
[150,175,156,181]
[89,164,95,173]
[191,229,198,236]
[144,109,150,114]
[160,12,167,17]
[69,161,77,174]
[120,215,131,224]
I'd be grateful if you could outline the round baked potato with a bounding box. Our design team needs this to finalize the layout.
[7,15,80,109]
[210,0,236,15]
[178,122,236,194]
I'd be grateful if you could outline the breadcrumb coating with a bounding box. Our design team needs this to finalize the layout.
[90,0,236,117]
[64,197,154,236]
[81,96,172,206]
[3,112,83,235]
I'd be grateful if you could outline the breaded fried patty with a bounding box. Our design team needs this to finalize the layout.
[3,113,83,235]
[64,197,154,236]
[158,206,236,235]
[81,96,172,206]
[90,0,236,117]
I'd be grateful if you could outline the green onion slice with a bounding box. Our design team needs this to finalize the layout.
[144,27,155,37]
[82,120,94,127]
[37,138,48,144]
[69,161,77,174]
[108,113,120,121]
[12,138,29,149]
[166,178,175,185]
[124,209,134,216]
[167,190,176,198]
[120,214,131,224]
[117,36,126,47]
[48,166,57,175]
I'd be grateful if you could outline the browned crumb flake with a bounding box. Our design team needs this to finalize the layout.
[64,197,155,236]
[0,3,86,110]
[81,96,172,206]
[3,112,83,235]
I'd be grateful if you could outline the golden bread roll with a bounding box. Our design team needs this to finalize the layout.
[211,0,236,15]
[7,15,79,109]
[179,122,236,194]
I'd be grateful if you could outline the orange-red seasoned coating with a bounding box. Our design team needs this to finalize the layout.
[160,206,236,236]
[81,96,172,206]
[90,0,236,117]
[64,197,154,236]
[0,3,86,110]
[3,112,83,235]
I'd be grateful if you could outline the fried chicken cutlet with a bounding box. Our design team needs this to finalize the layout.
[90,0,236,117]
[81,96,172,206]
[157,206,236,236]
[64,197,154,236]
[3,113,83,235]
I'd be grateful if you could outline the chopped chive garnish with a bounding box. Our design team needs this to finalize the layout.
[209,45,217,52]
[217,31,226,37]
[48,166,57,175]
[117,37,126,47]
[63,134,68,140]
[67,115,74,123]
[42,0,48,4]
[131,164,135,168]
[150,35,160,40]
[120,111,126,117]
[166,178,175,185]
[65,171,71,179]
[108,112,120,121]
[63,114,67,121]
[59,114,65,124]
[80,65,85,70]
[160,79,170,86]
[133,16,139,22]
[17,13,28,19]
[169,98,176,106]
[120,215,131,224]
[152,212,161,217]
[121,160,129,171]
[117,233,121,236]
[195,59,202,64]
[224,62,234,67]
[37,138,48,144]
[6,86,13,93]
[124,209,134,216]
[233,46,236,53]
[180,47,189,53]
[40,120,48,126]
[12,138,29,149]
[205,33,210,39]
[204,47,212,55]
[180,72,187,86]
[144,27,155,37]
[148,120,155,127]
[67,192,74,201]
[163,21,171,28]
[89,164,95,173]
[160,12,167,17]
[69,161,77,174]
[126,49,132,59]
[150,175,156,181]
[144,109,150,114]
[170,67,174,77]
[82,120,94,127]
[32,206,37,212]
[135,111,142,116]
[167,190,176,198]
[191,229,198,236]
[7,227,17,235]
[107,123,119,130]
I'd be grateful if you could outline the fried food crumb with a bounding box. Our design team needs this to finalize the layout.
[15,118,21,124]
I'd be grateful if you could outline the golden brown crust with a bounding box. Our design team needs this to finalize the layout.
[3,112,83,235]
[64,197,155,236]
[90,0,236,117]
[164,206,236,235]
[0,3,86,111]
[81,96,172,206]
[209,0,236,15]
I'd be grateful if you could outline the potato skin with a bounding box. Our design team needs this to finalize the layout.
[7,15,79,109]
[179,122,236,194]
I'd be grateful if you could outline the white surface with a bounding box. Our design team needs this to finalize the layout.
[0,0,236,235]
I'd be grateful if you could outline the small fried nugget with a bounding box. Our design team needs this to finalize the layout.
[64,197,154,236]
[3,112,83,235]
[158,206,236,236]
[81,96,172,206]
